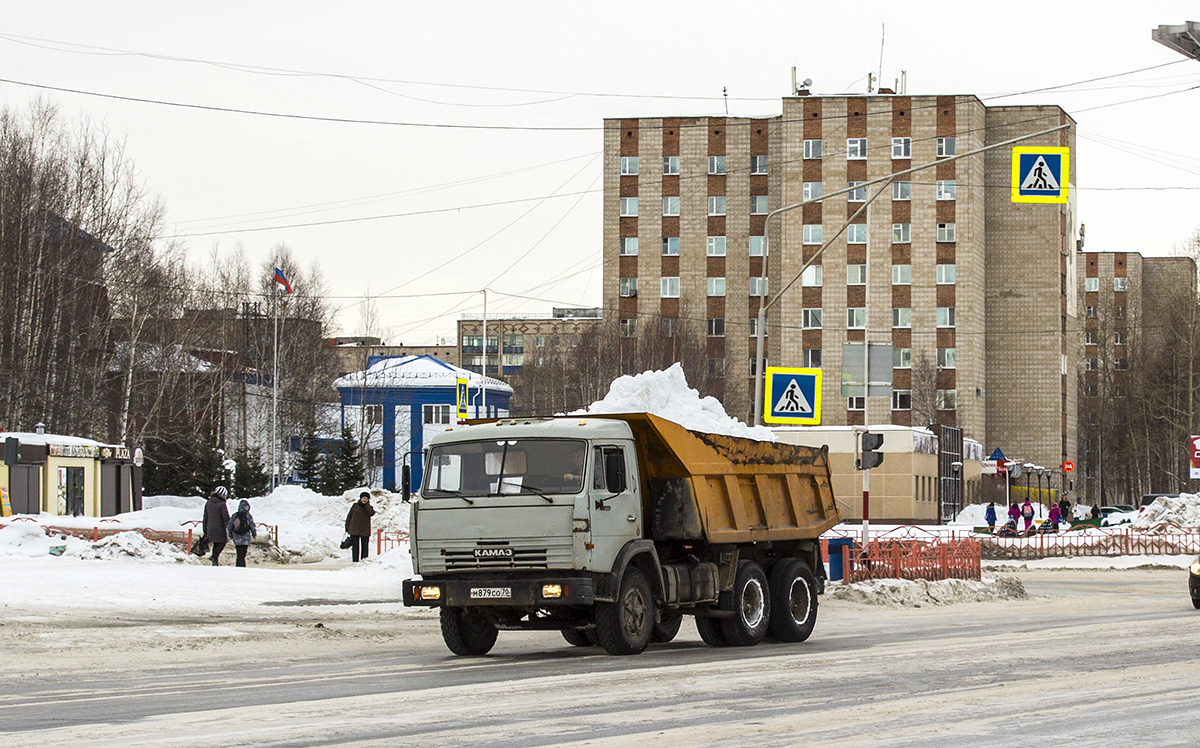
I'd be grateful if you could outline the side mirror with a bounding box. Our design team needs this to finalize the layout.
[604,453,626,494]
[401,465,411,502]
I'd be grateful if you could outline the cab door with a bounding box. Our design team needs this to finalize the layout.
[587,443,640,570]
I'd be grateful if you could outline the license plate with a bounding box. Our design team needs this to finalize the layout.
[470,587,512,599]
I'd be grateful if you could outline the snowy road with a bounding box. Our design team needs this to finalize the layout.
[3,567,1199,747]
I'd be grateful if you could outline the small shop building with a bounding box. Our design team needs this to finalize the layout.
[0,428,142,518]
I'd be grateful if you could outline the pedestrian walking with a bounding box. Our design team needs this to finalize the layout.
[1058,497,1071,522]
[226,499,257,568]
[345,491,376,563]
[1007,501,1021,527]
[1047,501,1062,530]
[984,502,997,532]
[1021,498,1035,532]
[203,486,231,566]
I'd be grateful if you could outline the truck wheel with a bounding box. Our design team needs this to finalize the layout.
[440,607,498,656]
[720,560,771,646]
[695,615,728,647]
[562,628,593,647]
[594,567,654,655]
[652,612,683,643]
[769,559,819,643]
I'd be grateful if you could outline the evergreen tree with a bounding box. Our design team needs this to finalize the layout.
[316,454,340,496]
[232,447,270,499]
[336,426,364,491]
[295,431,322,487]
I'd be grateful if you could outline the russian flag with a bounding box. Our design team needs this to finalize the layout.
[273,267,293,294]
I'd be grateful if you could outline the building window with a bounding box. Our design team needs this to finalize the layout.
[708,155,726,175]
[892,307,912,328]
[803,224,823,245]
[1085,330,1098,346]
[937,222,956,242]
[619,278,638,297]
[1085,383,1098,397]
[750,357,767,376]
[802,265,823,287]
[365,404,383,425]
[707,277,726,297]
[749,317,766,337]
[535,336,546,347]
[1114,357,1128,370]
[662,196,680,216]
[804,139,822,159]
[424,404,452,425]
[708,196,726,216]
[750,277,768,296]
[938,347,957,368]
[802,308,822,329]
[1085,277,1099,292]
[751,195,769,214]
[803,348,822,368]
[937,306,956,327]
[847,307,866,329]
[894,347,912,368]
[1114,331,1125,346]
[891,137,912,158]
[620,156,639,176]
[619,319,637,337]
[892,181,911,200]
[620,237,638,256]
[936,264,956,284]
[847,224,867,244]
[1084,357,1098,371]
[661,277,680,298]
[1113,277,1128,292]
[1114,383,1126,398]
[892,223,911,243]
[803,181,823,201]
[847,138,867,159]
[707,358,726,378]
[937,136,956,157]
[1115,306,1126,319]
[707,236,727,256]
[937,180,956,200]
[847,264,867,285]
[662,236,680,256]
[662,156,680,175]
[892,264,912,285]
[707,318,725,337]
[936,389,957,410]
[847,396,865,411]
[892,390,912,410]
[749,236,766,256]
[751,155,768,174]
[619,197,638,216]
[1085,305,1098,319]
[848,181,867,201]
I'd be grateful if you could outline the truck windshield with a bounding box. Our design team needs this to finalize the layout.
[425,439,587,498]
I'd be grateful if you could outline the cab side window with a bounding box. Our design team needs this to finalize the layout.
[592,446,626,492]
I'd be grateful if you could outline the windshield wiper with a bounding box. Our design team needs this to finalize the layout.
[426,488,473,504]
[515,483,555,503]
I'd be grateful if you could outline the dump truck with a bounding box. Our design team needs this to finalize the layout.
[402,413,840,656]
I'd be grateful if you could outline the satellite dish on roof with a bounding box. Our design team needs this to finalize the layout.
[802,78,813,88]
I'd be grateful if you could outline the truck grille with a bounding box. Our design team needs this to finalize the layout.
[421,538,573,572]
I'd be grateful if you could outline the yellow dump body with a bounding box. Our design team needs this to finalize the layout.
[592,413,840,544]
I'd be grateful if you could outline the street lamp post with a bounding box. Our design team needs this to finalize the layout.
[1036,466,1046,505]
[1024,462,1034,503]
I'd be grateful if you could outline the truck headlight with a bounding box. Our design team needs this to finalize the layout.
[1190,561,1200,576]
[416,585,442,601]
[541,584,565,599]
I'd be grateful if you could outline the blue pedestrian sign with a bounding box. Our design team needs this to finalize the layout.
[1011,146,1069,204]
[763,367,822,425]
[455,377,469,420]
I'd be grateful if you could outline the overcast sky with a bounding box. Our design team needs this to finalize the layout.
[4,1,1200,343]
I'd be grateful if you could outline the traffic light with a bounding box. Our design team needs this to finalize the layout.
[858,432,884,470]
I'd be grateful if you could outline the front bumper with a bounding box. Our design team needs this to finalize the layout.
[403,575,596,608]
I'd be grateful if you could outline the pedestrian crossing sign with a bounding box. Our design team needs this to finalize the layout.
[456,377,469,420]
[1011,146,1069,204]
[763,367,822,425]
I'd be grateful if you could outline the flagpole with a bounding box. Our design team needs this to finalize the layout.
[272,282,280,492]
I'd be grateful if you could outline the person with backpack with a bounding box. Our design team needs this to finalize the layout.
[345,491,376,562]
[203,486,231,566]
[1007,501,1021,528]
[1021,498,1036,532]
[226,499,258,568]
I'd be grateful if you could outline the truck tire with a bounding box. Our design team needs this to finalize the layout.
[720,560,771,646]
[440,607,498,656]
[594,567,654,655]
[562,628,593,647]
[768,558,819,643]
[695,614,728,647]
[652,612,684,643]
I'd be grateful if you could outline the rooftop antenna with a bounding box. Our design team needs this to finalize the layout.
[901,70,907,94]
[878,23,886,91]
[723,86,729,115]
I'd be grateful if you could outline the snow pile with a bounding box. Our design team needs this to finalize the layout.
[571,363,776,441]
[0,522,89,558]
[1132,493,1200,528]
[828,575,1026,606]
[76,531,195,564]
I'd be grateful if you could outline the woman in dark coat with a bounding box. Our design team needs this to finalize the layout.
[226,498,258,568]
[345,491,376,563]
[203,486,231,566]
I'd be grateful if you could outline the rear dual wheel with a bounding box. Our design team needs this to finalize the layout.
[768,559,819,643]
[720,560,772,646]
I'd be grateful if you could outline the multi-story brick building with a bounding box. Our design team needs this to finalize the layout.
[603,92,1078,472]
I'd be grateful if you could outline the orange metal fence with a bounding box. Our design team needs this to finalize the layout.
[830,537,982,583]
[41,524,194,552]
[180,519,279,546]
[377,529,409,555]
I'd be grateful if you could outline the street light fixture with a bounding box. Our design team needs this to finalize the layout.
[1035,466,1046,504]
[1024,462,1035,502]
[1153,21,1200,60]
